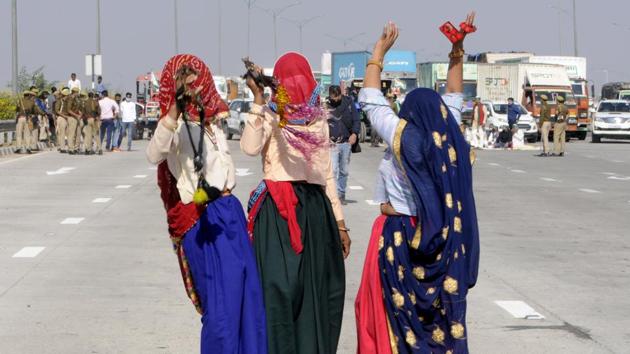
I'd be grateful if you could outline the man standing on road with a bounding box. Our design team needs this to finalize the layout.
[98,90,119,153]
[67,73,81,91]
[112,93,123,152]
[120,92,137,151]
[66,87,82,155]
[15,90,36,154]
[507,97,521,129]
[538,94,552,157]
[82,92,100,155]
[327,85,360,205]
[96,76,106,96]
[553,96,569,157]
[55,88,71,153]
[47,87,57,144]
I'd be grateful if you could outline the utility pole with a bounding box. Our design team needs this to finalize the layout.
[96,0,101,55]
[283,15,321,52]
[11,0,18,94]
[325,32,366,50]
[218,0,222,73]
[572,0,578,56]
[257,2,301,58]
[244,0,256,56]
[174,0,179,54]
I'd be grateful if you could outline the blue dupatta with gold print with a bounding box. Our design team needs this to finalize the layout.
[378,88,480,353]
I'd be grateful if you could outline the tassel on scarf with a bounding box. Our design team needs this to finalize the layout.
[193,187,209,206]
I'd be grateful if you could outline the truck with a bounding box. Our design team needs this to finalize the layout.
[601,82,630,100]
[417,62,478,99]
[505,56,590,140]
[476,63,579,140]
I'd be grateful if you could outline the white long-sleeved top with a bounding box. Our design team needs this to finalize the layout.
[146,116,236,204]
[359,88,463,216]
[120,101,137,123]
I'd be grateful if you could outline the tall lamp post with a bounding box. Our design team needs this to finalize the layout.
[282,15,321,52]
[572,0,578,56]
[174,0,179,54]
[257,2,301,58]
[11,0,18,94]
[244,0,257,56]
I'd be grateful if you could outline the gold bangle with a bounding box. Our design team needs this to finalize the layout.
[449,49,465,59]
[339,227,350,232]
[367,59,384,71]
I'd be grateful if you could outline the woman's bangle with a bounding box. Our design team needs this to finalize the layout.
[339,227,350,232]
[366,59,384,71]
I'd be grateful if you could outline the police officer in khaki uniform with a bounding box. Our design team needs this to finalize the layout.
[76,91,88,153]
[537,94,552,157]
[553,95,569,157]
[54,88,70,152]
[66,87,82,155]
[83,92,101,155]
[15,90,36,153]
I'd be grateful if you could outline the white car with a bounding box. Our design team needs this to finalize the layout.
[224,99,253,140]
[591,100,630,143]
[482,101,538,143]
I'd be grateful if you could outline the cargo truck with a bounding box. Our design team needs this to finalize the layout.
[476,63,578,140]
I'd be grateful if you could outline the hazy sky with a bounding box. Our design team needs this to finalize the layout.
[2,0,630,95]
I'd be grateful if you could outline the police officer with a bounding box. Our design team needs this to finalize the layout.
[15,90,35,153]
[66,87,82,155]
[83,92,101,155]
[537,94,551,157]
[553,96,569,157]
[55,88,70,152]
[77,91,88,153]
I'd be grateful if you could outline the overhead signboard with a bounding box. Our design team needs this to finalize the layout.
[383,50,416,73]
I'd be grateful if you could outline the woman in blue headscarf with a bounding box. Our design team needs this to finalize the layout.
[355,15,480,354]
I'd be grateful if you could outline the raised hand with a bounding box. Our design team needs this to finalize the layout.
[372,21,399,60]
[456,11,476,46]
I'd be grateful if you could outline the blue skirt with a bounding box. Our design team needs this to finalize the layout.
[182,195,268,354]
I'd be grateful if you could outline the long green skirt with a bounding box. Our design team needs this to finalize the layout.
[253,183,346,354]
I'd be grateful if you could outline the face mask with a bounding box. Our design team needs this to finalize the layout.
[328,97,341,108]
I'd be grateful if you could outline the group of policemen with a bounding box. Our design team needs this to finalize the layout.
[15,86,102,155]
[538,94,569,157]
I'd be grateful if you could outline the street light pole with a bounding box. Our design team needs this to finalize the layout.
[325,32,366,50]
[174,0,179,54]
[11,0,18,94]
[96,0,101,55]
[257,2,301,58]
[244,0,256,56]
[283,15,321,52]
[572,0,578,56]
[218,0,222,73]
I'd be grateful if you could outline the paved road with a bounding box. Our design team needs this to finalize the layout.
[0,138,628,353]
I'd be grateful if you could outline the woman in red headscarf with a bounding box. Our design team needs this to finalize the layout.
[241,52,350,353]
[146,54,267,354]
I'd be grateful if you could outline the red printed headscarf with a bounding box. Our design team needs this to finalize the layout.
[159,54,228,121]
[273,52,318,106]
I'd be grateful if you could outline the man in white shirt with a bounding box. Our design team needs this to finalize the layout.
[120,92,137,151]
[98,90,119,153]
[67,73,81,91]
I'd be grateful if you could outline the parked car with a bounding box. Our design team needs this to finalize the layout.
[482,100,538,143]
[591,100,630,143]
[225,98,253,140]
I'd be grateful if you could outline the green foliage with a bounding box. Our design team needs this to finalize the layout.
[7,66,58,93]
[0,92,17,121]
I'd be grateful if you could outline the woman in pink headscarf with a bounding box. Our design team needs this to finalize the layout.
[241,52,350,354]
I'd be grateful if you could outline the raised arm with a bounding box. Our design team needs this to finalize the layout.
[446,12,476,94]
[240,65,271,156]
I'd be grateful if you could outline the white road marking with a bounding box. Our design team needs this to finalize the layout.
[608,176,630,181]
[540,177,559,182]
[46,167,76,176]
[148,166,157,170]
[133,174,147,178]
[365,200,381,206]
[488,163,501,167]
[236,168,253,177]
[349,186,364,190]
[602,172,617,176]
[611,160,624,163]
[584,155,596,159]
[115,185,132,189]
[579,188,601,194]
[60,217,85,225]
[12,247,45,258]
[510,169,526,173]
[92,198,112,203]
[495,300,545,320]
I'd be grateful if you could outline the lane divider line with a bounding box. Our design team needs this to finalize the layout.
[488,163,501,166]
[235,168,253,177]
[133,174,148,178]
[349,186,364,190]
[365,200,381,206]
[495,300,545,320]
[92,198,112,203]
[579,188,601,194]
[540,177,559,182]
[510,169,526,173]
[60,217,85,225]
[12,247,46,258]
[115,185,132,189]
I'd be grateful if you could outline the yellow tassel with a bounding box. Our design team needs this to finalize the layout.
[193,187,209,206]
[275,85,291,126]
